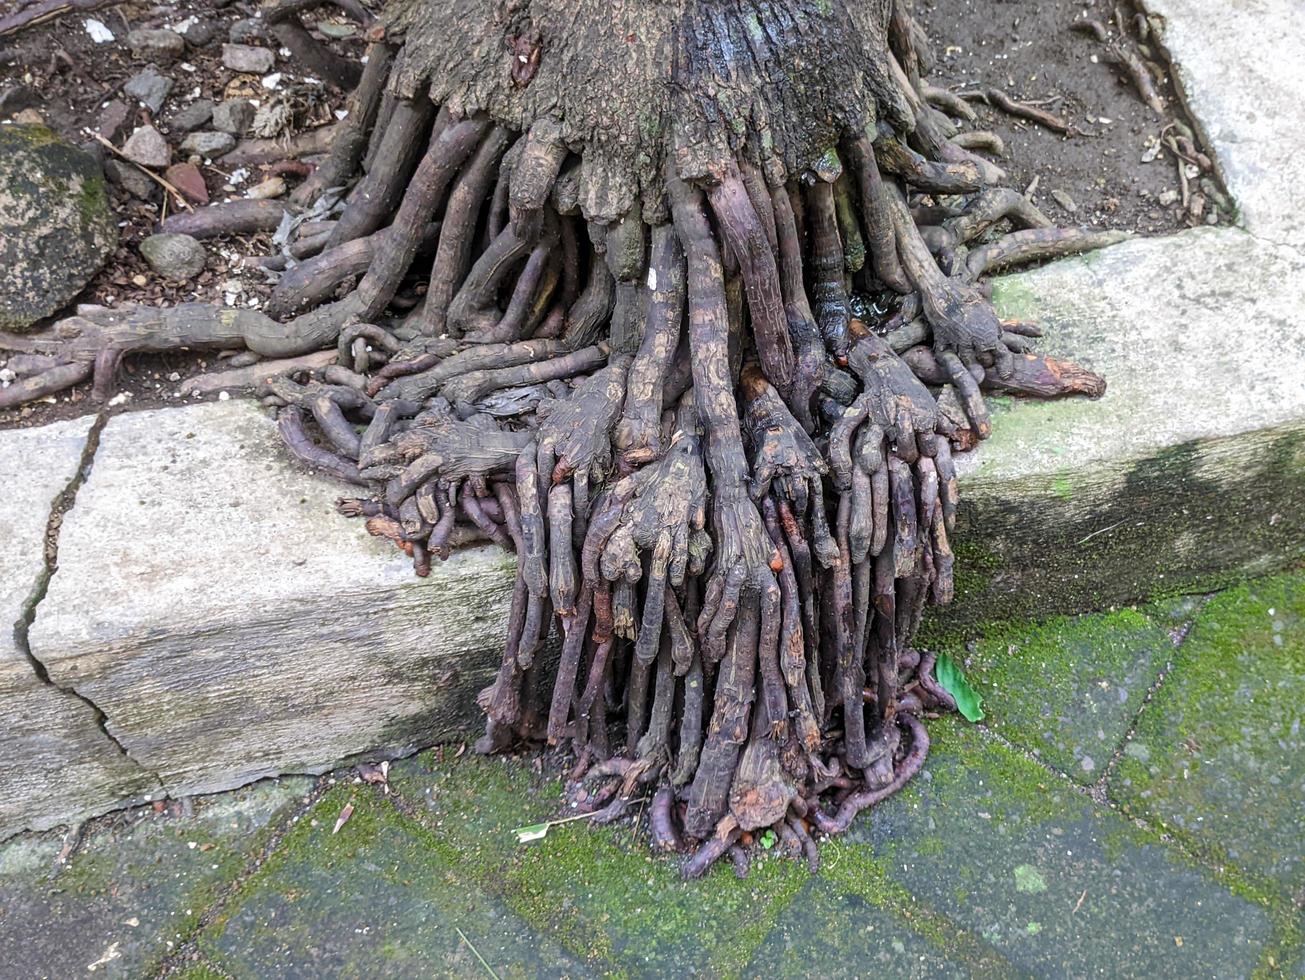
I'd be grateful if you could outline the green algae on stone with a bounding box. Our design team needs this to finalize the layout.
[1108,572,1305,898]
[947,604,1182,783]
[200,784,586,979]
[0,776,310,980]
[840,719,1273,977]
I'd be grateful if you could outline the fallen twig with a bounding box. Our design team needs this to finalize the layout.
[88,132,194,212]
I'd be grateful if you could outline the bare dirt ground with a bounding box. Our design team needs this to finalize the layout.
[0,0,1223,429]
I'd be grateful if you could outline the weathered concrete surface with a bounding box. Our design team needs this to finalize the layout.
[29,402,518,809]
[937,227,1305,634]
[0,417,158,840]
[0,776,310,980]
[1144,0,1305,249]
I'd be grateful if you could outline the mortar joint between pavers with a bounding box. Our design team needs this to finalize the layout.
[12,411,166,794]
[150,774,335,980]
[1090,594,1213,800]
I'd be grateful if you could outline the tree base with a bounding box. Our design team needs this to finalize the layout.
[0,0,1113,877]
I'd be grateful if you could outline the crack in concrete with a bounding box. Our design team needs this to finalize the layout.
[12,411,166,794]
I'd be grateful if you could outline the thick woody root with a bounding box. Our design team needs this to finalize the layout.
[0,2,1112,877]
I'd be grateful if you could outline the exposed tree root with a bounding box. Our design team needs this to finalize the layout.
[0,0,1116,877]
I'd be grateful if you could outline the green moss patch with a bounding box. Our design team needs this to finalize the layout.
[1108,571,1305,899]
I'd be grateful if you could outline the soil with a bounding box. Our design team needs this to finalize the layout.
[915,0,1228,233]
[0,0,1224,431]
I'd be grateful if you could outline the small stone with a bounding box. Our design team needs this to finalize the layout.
[180,20,219,47]
[246,176,285,200]
[96,99,132,143]
[222,44,275,75]
[122,125,171,169]
[168,99,214,134]
[164,162,208,205]
[212,99,255,135]
[127,28,185,63]
[228,18,267,44]
[104,159,158,201]
[14,108,43,126]
[1158,189,1180,206]
[314,19,356,39]
[139,233,207,281]
[180,131,237,158]
[124,68,174,114]
[1051,189,1078,213]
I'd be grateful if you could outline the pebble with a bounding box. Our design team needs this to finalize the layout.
[168,99,214,134]
[1158,189,1180,206]
[212,99,255,135]
[164,162,209,205]
[222,43,275,75]
[228,18,267,44]
[123,68,174,114]
[139,233,207,281]
[104,159,158,201]
[180,20,219,48]
[180,131,237,158]
[246,176,285,200]
[96,99,132,143]
[122,125,171,169]
[127,28,185,63]
[1051,189,1078,213]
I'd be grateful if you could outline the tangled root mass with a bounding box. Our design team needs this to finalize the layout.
[0,0,1117,877]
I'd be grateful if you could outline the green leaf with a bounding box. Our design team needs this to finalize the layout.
[513,822,551,843]
[759,829,776,850]
[934,652,985,722]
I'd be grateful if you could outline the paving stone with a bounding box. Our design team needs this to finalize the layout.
[743,877,997,979]
[0,417,158,840]
[28,402,519,809]
[0,776,310,979]
[951,598,1199,783]
[1143,0,1305,248]
[200,786,588,979]
[938,227,1305,633]
[1108,572,1305,896]
[843,720,1273,978]
[387,751,810,975]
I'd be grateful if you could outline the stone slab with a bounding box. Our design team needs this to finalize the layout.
[846,720,1274,978]
[0,775,310,980]
[951,597,1199,784]
[1144,0,1305,249]
[28,402,518,808]
[937,227,1305,632]
[200,784,586,979]
[0,417,158,840]
[1108,572,1305,897]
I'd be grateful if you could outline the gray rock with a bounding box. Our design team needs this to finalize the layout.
[139,233,206,280]
[0,418,155,841]
[0,126,117,332]
[228,17,267,44]
[212,98,255,135]
[167,98,214,134]
[104,158,157,202]
[179,130,237,158]
[221,43,275,75]
[123,67,173,114]
[180,19,219,47]
[126,27,185,63]
[121,124,170,169]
